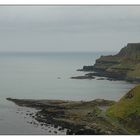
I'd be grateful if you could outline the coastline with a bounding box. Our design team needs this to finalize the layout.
[7,98,129,135]
[4,43,140,134]
[72,43,140,83]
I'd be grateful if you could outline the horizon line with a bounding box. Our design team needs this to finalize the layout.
[0,50,117,53]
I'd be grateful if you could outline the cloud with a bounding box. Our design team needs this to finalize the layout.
[0,6,140,52]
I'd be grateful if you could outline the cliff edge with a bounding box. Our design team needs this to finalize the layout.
[83,43,140,82]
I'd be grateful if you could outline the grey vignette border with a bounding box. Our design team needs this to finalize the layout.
[0,3,139,136]
[0,4,140,6]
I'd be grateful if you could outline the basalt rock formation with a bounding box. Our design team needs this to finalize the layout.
[81,43,140,82]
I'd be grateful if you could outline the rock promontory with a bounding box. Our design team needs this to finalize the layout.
[81,43,140,82]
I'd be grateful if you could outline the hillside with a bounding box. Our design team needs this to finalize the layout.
[81,43,140,82]
[106,85,140,134]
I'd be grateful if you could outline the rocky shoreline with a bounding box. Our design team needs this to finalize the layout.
[7,98,128,135]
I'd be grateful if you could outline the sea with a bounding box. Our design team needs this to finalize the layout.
[0,52,136,134]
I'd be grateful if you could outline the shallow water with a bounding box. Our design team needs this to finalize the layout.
[0,99,67,135]
[0,52,135,134]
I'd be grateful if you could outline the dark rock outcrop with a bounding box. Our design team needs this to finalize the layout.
[71,75,95,79]
[77,66,94,71]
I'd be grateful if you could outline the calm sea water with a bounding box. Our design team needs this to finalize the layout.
[0,52,135,134]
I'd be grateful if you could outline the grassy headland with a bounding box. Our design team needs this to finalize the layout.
[106,84,140,134]
[77,43,140,82]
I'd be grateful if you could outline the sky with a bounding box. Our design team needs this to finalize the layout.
[0,6,140,52]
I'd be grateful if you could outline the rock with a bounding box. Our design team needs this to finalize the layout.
[58,127,63,131]
[71,75,95,79]
[66,129,73,135]
[29,113,33,116]
[75,128,96,135]
[77,65,94,71]
[97,78,105,80]
[125,91,134,99]
[54,125,58,128]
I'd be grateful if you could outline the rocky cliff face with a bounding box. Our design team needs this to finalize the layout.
[92,43,140,82]
[117,43,140,60]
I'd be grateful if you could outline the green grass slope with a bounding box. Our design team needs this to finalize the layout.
[106,85,140,134]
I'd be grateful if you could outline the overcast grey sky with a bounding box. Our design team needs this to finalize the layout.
[0,6,140,52]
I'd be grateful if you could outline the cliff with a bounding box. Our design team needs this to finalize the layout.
[84,43,140,82]
[106,84,140,134]
[117,43,140,60]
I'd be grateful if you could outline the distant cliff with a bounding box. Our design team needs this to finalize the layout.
[82,43,140,82]
[117,43,140,60]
